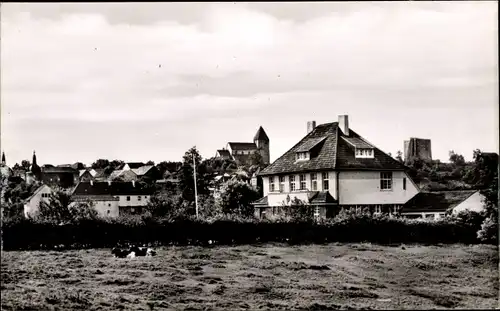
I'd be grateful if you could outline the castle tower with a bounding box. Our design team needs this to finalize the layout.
[253,126,270,165]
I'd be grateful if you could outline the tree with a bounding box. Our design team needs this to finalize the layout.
[146,160,155,166]
[461,150,498,243]
[21,160,30,170]
[249,151,264,168]
[395,150,403,163]
[217,179,260,217]
[179,146,210,201]
[449,150,465,166]
[91,159,110,169]
[36,190,97,223]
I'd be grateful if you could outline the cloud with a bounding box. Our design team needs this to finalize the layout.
[1,2,498,164]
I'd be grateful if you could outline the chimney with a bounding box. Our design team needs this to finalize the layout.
[307,121,316,134]
[132,180,135,187]
[338,115,349,136]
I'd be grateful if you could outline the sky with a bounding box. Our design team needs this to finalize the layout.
[1,2,498,166]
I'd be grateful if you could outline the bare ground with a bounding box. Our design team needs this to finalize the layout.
[1,243,498,310]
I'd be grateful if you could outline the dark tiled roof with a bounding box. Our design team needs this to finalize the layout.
[342,137,373,149]
[72,181,154,196]
[42,167,78,173]
[216,149,231,157]
[253,126,269,142]
[124,162,145,169]
[309,191,338,204]
[228,142,257,150]
[296,137,327,152]
[259,122,406,176]
[401,190,477,213]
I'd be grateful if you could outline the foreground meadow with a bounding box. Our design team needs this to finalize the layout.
[1,243,498,310]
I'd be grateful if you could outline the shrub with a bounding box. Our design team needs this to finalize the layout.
[477,217,498,244]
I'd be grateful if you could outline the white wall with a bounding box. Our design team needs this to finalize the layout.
[118,194,150,207]
[338,171,418,205]
[262,171,337,206]
[93,200,120,218]
[24,185,53,218]
[452,191,486,215]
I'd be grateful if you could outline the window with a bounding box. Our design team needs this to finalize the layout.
[108,203,111,207]
[138,196,142,201]
[107,210,110,214]
[403,178,406,190]
[269,176,276,192]
[289,175,296,192]
[279,176,285,192]
[380,172,393,190]
[314,206,320,218]
[126,196,131,201]
[322,172,329,190]
[144,196,148,199]
[299,174,307,190]
[296,152,309,161]
[311,173,317,191]
[355,148,374,158]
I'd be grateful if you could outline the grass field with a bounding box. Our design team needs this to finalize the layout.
[1,243,498,310]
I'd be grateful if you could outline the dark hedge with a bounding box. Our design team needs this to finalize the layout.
[1,213,488,251]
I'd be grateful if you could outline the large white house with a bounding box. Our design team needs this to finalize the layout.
[254,115,420,219]
[71,180,154,217]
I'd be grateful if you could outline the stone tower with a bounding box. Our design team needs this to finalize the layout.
[253,126,270,165]
[404,138,432,162]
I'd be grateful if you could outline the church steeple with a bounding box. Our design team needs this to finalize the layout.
[1,151,5,165]
[31,150,41,179]
[32,150,37,166]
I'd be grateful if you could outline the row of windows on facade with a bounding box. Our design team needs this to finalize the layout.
[268,172,405,192]
[41,194,149,201]
[296,149,374,162]
[233,150,253,155]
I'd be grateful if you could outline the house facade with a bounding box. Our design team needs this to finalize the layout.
[23,184,54,218]
[72,181,154,217]
[254,115,419,219]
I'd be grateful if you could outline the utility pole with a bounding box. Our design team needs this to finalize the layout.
[193,154,199,218]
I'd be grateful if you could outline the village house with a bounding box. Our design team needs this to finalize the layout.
[41,166,79,188]
[215,126,270,166]
[23,184,54,218]
[401,190,486,220]
[113,162,161,182]
[253,115,420,219]
[108,169,138,182]
[119,162,145,171]
[71,180,154,217]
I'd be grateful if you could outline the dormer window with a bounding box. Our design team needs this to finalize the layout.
[355,148,374,158]
[296,152,309,161]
